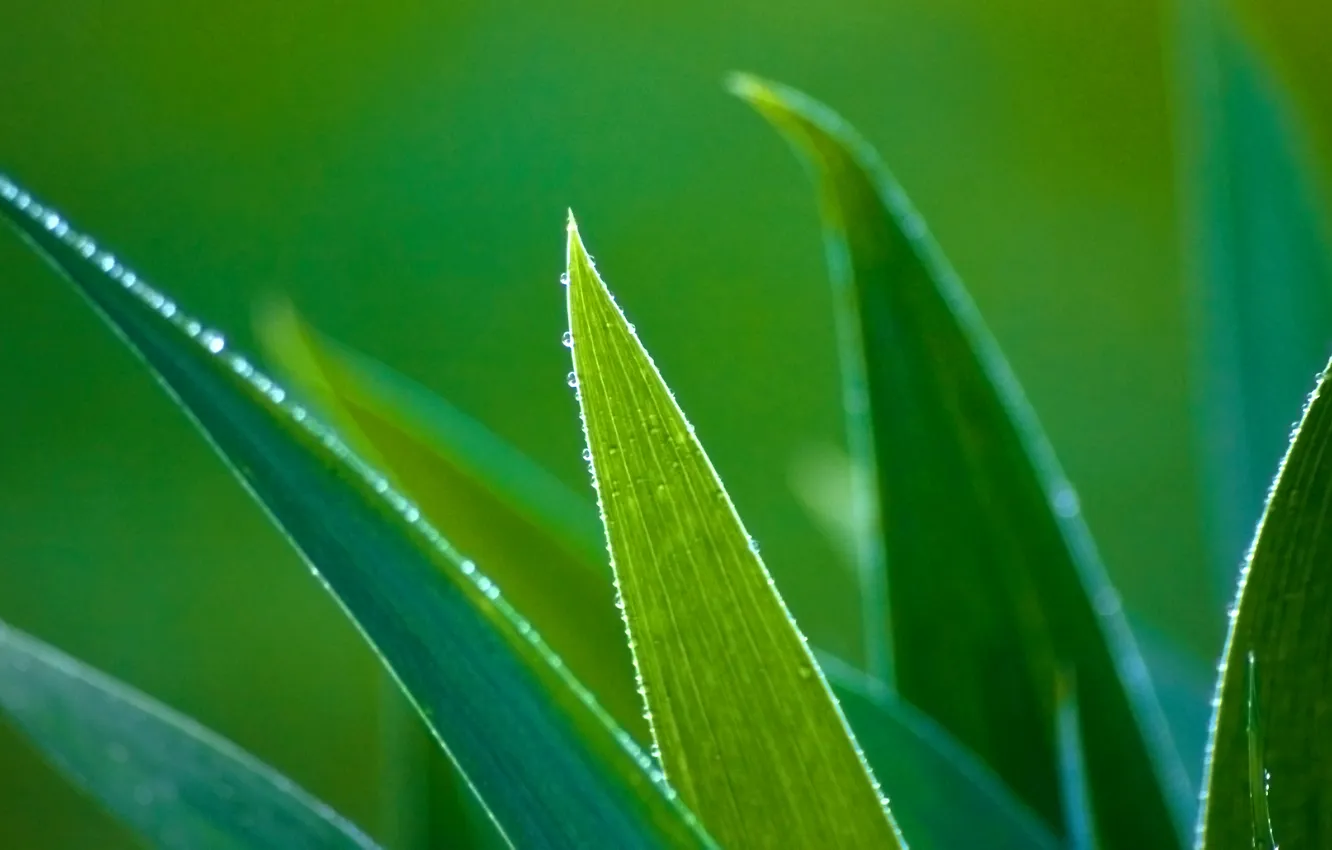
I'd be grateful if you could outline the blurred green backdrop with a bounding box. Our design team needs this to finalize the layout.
[1,0,1330,846]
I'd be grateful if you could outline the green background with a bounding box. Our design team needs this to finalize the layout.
[1,0,1329,846]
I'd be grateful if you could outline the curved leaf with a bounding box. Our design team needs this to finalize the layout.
[565,214,904,848]
[0,174,713,850]
[1198,362,1332,848]
[0,617,381,850]
[731,74,1192,849]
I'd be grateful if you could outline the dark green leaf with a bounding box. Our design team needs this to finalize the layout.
[1197,363,1332,848]
[0,174,713,850]
[819,654,1058,850]
[565,214,903,848]
[263,313,1060,850]
[731,74,1192,849]
[1174,0,1332,594]
[0,617,380,850]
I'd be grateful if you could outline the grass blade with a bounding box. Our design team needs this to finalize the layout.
[1174,0,1332,595]
[257,302,644,740]
[1197,364,1332,849]
[731,74,1191,849]
[1055,674,1099,850]
[565,214,903,848]
[0,618,381,850]
[0,175,714,850]
[264,315,1061,850]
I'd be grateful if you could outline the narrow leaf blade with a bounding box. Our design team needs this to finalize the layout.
[565,215,903,848]
[266,318,1059,850]
[1175,0,1332,594]
[0,175,713,850]
[1197,364,1332,848]
[0,618,381,850]
[731,75,1191,849]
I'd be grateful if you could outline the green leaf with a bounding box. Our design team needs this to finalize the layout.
[1197,363,1332,848]
[1174,0,1332,595]
[263,315,1060,850]
[1244,653,1276,850]
[0,175,714,850]
[1055,674,1099,850]
[731,74,1192,849]
[0,617,381,850]
[819,654,1058,850]
[256,302,645,741]
[564,213,904,848]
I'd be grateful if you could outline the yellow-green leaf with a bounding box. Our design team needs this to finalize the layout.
[564,214,904,848]
[257,302,644,740]
[261,319,1058,850]
[1198,363,1332,848]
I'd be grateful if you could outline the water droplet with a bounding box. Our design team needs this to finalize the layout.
[200,331,225,354]
[184,320,202,338]
[561,330,574,348]
[567,371,579,388]
[459,559,477,576]
[559,273,570,287]
[14,192,31,210]
[96,252,117,272]
[797,664,814,681]
[41,212,59,231]
[581,447,593,462]
[0,179,16,200]
[1053,486,1080,518]
[748,537,761,554]
[403,506,421,523]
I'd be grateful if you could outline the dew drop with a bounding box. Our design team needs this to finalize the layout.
[561,331,574,348]
[581,447,593,462]
[200,331,225,354]
[559,273,570,287]
[748,537,761,554]
[96,253,117,272]
[0,179,16,200]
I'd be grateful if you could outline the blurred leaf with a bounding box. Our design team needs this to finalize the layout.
[731,74,1192,849]
[1175,0,1332,595]
[819,654,1058,850]
[564,214,903,848]
[0,617,381,850]
[262,313,1063,850]
[0,175,714,850]
[257,301,644,740]
[1055,674,1098,850]
[1197,363,1332,848]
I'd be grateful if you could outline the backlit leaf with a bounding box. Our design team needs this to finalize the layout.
[731,74,1191,849]
[1197,363,1332,848]
[0,174,714,850]
[565,214,903,848]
